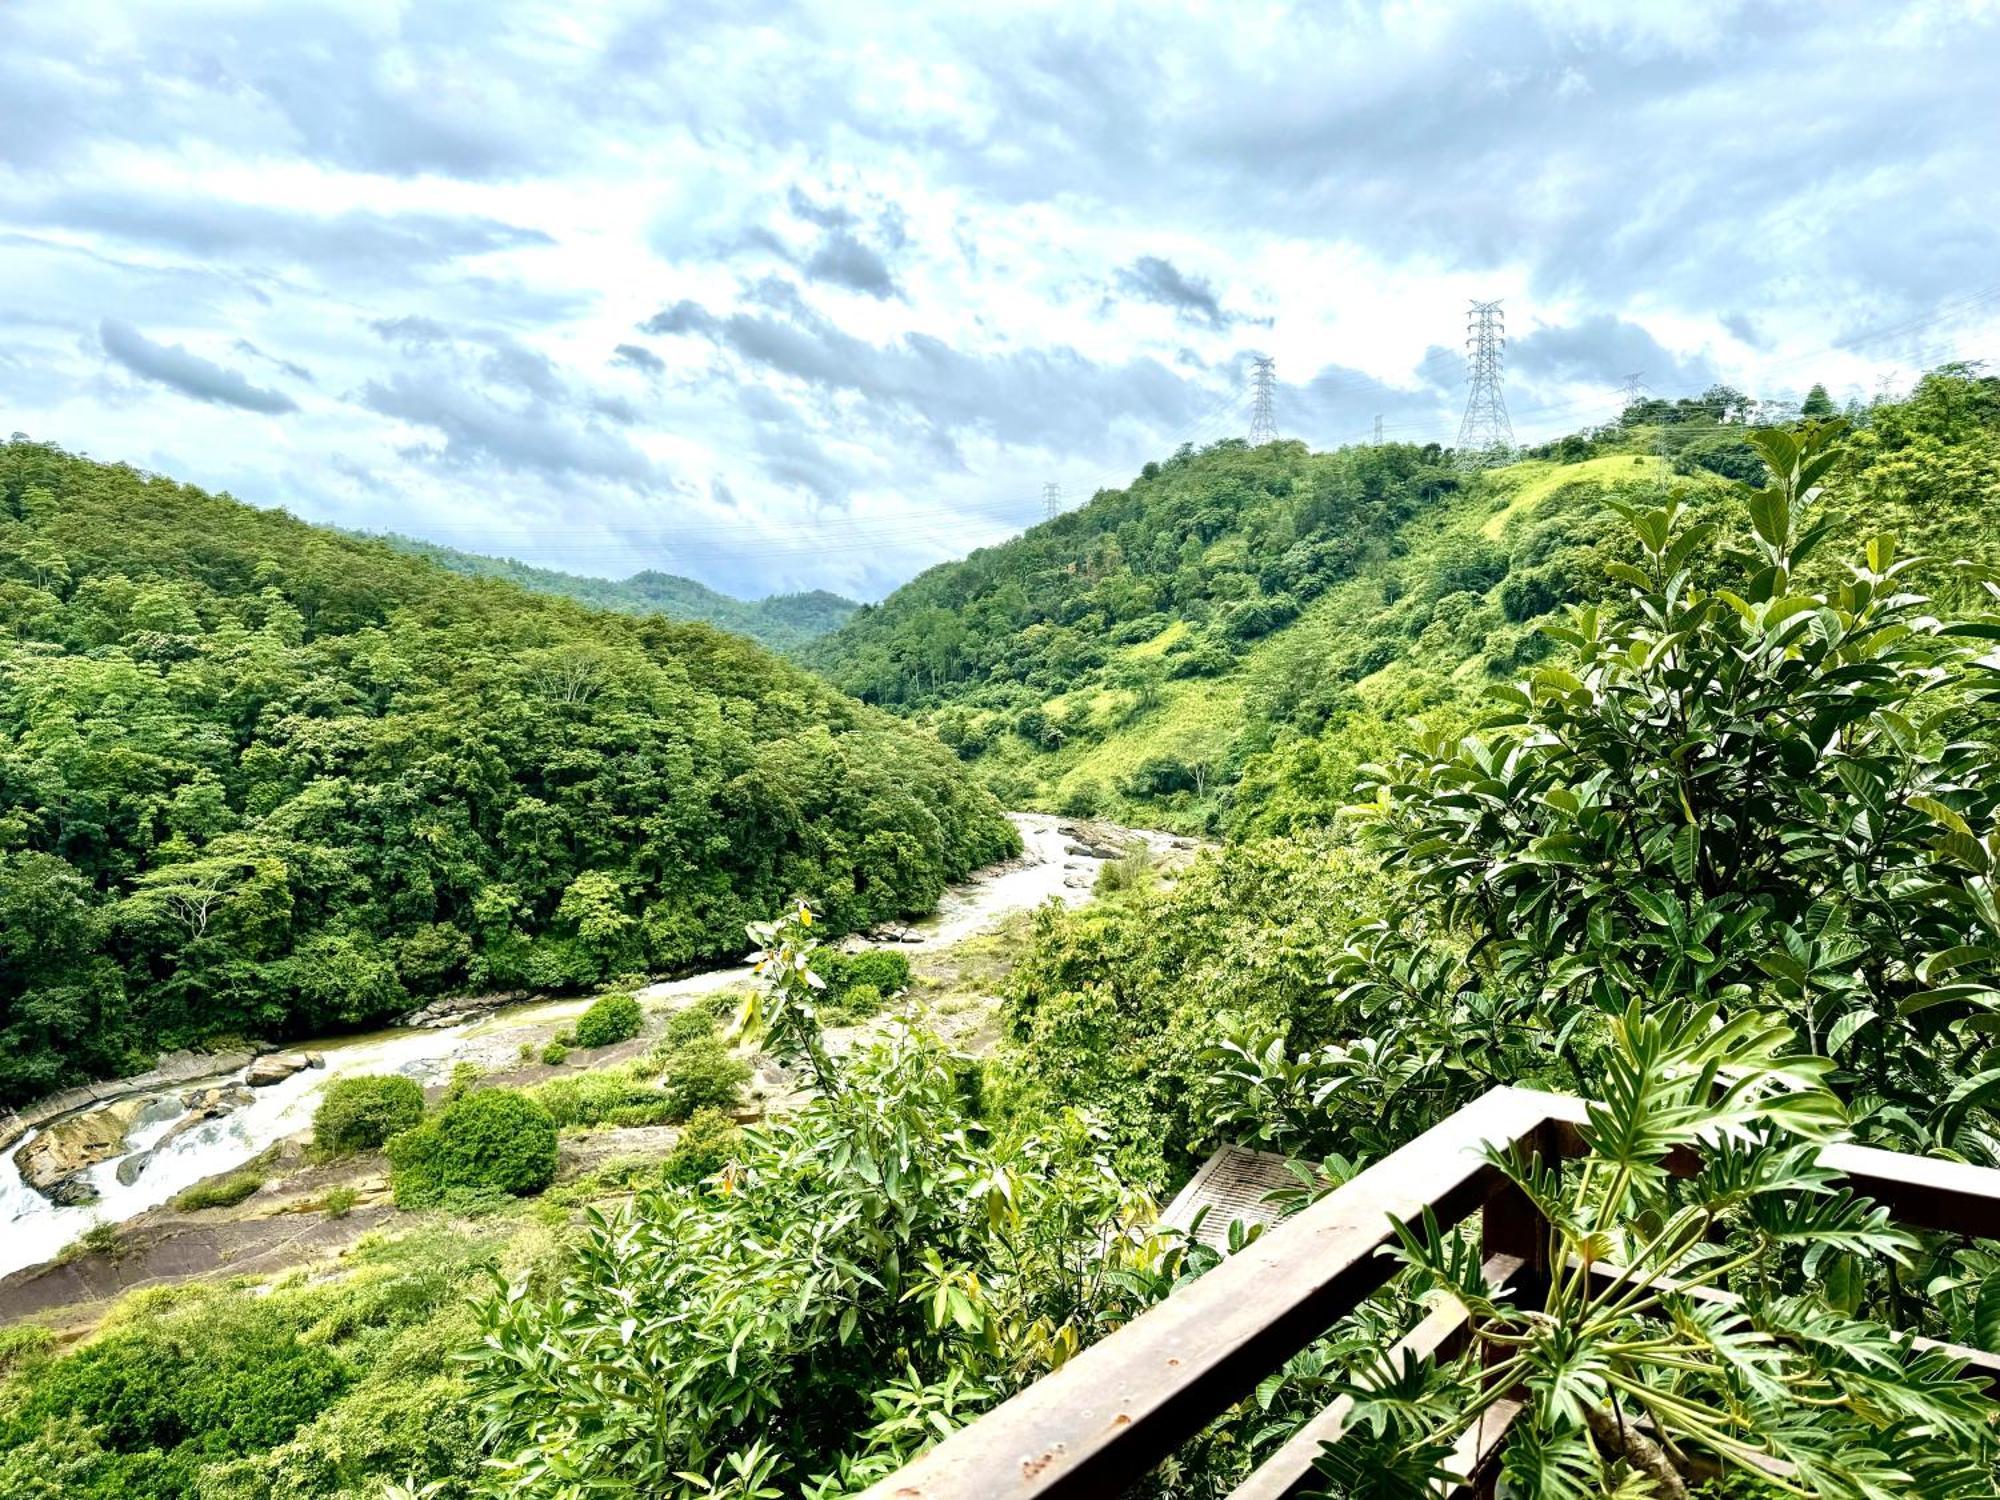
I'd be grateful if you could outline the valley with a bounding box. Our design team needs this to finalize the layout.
[0,813,1186,1283]
[5,371,2000,1499]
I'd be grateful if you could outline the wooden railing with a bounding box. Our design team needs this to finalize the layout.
[858,1085,2000,1500]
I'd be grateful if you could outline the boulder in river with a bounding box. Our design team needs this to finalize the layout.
[147,1084,258,1157]
[245,1052,311,1087]
[46,1174,101,1206]
[13,1095,150,1198]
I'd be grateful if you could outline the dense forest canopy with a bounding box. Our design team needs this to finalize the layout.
[0,441,1014,1105]
[356,532,858,656]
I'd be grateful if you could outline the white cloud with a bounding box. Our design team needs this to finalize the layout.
[1,0,1997,599]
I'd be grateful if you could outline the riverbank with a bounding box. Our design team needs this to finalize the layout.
[0,815,1188,1292]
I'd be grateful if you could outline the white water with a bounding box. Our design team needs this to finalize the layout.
[0,813,1172,1279]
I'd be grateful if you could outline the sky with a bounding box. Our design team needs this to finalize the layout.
[4,1,1999,602]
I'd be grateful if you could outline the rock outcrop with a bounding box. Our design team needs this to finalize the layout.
[397,993,519,1029]
[0,1048,255,1155]
[13,1096,151,1202]
[244,1052,312,1087]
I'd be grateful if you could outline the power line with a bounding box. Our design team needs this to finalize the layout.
[1248,354,1278,443]
[1456,300,1514,463]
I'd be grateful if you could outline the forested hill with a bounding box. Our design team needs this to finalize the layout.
[0,440,1016,1105]
[354,532,857,656]
[809,368,2000,835]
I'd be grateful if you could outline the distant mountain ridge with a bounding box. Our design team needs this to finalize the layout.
[357,532,858,654]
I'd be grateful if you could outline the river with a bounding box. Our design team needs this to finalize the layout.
[0,814,1175,1279]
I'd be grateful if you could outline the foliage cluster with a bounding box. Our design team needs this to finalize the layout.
[313,1074,425,1157]
[385,1089,558,1209]
[570,992,643,1049]
[170,1167,266,1212]
[0,1230,513,1500]
[466,907,1202,1498]
[0,439,1016,1105]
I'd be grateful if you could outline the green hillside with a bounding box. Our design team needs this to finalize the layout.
[811,368,2000,835]
[354,533,857,655]
[0,441,1013,1104]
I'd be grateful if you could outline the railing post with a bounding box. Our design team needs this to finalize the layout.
[1466,1119,1553,1495]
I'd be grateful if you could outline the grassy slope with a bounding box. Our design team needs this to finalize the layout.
[942,448,1704,832]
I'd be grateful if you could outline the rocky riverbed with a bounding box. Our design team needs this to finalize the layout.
[0,813,1188,1281]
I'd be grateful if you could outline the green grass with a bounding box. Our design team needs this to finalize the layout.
[173,1169,265,1212]
[1478,453,1674,538]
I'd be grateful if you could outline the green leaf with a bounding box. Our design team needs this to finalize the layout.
[1748,486,1790,549]
[1825,1008,1875,1056]
[1671,823,1699,885]
[1910,794,1973,836]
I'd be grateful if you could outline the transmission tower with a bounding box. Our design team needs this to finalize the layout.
[1371,414,1385,446]
[1616,371,1649,411]
[1248,355,1278,443]
[1455,301,1513,462]
[1042,480,1063,521]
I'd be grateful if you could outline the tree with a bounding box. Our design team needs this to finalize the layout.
[1356,420,2000,1156]
[1317,1004,1995,1497]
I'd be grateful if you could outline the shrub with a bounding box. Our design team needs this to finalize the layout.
[1058,778,1104,818]
[321,1185,359,1219]
[573,993,643,1049]
[664,1007,716,1045]
[0,1297,349,1495]
[661,1107,740,1185]
[312,1074,424,1156]
[529,1071,675,1130]
[57,1220,122,1263]
[821,982,883,1025]
[819,948,911,999]
[538,1039,569,1066]
[661,1036,751,1122]
[442,1062,483,1102]
[386,1090,558,1209]
[172,1169,264,1211]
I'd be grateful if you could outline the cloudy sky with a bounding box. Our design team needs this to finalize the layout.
[4,2,1999,601]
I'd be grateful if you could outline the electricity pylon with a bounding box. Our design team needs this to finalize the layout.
[1455,301,1513,463]
[1248,356,1278,443]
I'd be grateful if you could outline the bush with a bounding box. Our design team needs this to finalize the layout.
[529,1070,675,1129]
[664,1007,716,1045]
[662,1107,740,1185]
[661,1036,751,1122]
[172,1169,264,1211]
[819,949,911,999]
[57,1220,122,1263]
[821,983,883,1026]
[386,1090,558,1209]
[1124,754,1196,797]
[312,1074,424,1156]
[0,1297,349,1497]
[573,993,643,1049]
[1058,779,1104,818]
[539,1039,570,1066]
[321,1185,358,1218]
